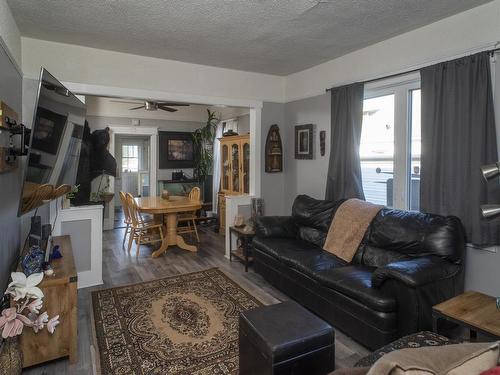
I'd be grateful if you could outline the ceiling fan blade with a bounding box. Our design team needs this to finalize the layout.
[159,106,178,112]
[129,106,145,110]
[111,100,143,105]
[157,102,190,107]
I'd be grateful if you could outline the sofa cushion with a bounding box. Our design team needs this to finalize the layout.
[315,266,396,312]
[368,209,465,263]
[279,248,347,278]
[292,195,345,233]
[252,237,320,260]
[297,226,327,247]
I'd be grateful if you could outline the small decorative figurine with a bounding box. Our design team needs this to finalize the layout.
[21,246,45,276]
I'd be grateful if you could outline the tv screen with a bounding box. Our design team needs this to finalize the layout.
[18,68,86,216]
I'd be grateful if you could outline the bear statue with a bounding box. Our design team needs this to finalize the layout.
[72,124,117,205]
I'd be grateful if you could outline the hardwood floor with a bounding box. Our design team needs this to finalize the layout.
[23,219,370,374]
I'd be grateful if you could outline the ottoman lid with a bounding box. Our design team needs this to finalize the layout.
[240,300,334,363]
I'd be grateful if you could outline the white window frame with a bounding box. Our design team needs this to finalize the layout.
[122,144,140,173]
[363,73,420,210]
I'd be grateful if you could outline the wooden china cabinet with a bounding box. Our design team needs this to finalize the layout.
[218,134,250,233]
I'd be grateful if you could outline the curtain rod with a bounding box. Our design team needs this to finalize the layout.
[325,47,500,92]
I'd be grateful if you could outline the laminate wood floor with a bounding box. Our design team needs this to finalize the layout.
[23,221,370,374]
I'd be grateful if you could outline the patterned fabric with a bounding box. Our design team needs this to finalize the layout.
[355,331,460,367]
[91,268,262,375]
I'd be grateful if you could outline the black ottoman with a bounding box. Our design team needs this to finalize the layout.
[239,300,335,375]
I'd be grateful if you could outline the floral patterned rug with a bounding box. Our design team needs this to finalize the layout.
[91,268,262,375]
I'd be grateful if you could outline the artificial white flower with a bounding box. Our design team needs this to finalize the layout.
[47,315,60,334]
[32,311,48,333]
[6,272,44,301]
[27,299,43,314]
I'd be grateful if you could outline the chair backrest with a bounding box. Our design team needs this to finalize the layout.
[125,193,142,227]
[189,187,201,201]
[119,191,132,223]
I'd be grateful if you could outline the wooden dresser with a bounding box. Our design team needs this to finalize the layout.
[219,134,250,233]
[18,235,77,367]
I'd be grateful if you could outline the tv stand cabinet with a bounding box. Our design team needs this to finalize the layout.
[18,235,77,367]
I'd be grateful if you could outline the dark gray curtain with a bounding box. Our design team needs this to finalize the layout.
[325,83,365,201]
[421,52,500,245]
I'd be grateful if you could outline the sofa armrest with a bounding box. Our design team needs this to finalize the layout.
[372,256,461,288]
[255,216,297,238]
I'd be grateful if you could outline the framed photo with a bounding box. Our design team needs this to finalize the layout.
[159,131,195,169]
[32,107,68,155]
[294,124,314,159]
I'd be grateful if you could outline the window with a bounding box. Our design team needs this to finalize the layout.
[360,79,421,210]
[122,145,139,172]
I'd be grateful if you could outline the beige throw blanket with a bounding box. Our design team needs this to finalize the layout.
[323,198,383,262]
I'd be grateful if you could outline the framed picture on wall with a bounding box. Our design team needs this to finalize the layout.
[294,124,314,159]
[159,131,195,169]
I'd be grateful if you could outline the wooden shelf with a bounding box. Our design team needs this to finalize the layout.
[265,124,283,173]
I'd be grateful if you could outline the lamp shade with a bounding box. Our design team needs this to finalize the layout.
[481,162,500,181]
[481,204,500,219]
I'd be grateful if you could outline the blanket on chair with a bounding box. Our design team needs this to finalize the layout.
[323,198,383,263]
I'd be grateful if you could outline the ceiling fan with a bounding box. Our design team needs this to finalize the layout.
[111,100,190,112]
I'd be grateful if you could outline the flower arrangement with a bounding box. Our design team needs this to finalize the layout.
[0,272,59,339]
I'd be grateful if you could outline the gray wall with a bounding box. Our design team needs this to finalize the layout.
[261,102,286,215]
[0,44,22,289]
[284,94,330,211]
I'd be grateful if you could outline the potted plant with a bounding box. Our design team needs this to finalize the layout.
[192,109,219,192]
[0,273,60,374]
[90,173,113,203]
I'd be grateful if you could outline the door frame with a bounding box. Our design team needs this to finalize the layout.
[107,126,158,230]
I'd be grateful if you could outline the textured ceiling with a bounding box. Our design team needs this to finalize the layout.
[8,0,492,75]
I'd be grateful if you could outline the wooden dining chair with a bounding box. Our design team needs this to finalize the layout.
[125,193,164,257]
[177,187,201,242]
[118,191,133,248]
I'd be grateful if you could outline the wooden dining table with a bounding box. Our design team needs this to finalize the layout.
[135,196,202,257]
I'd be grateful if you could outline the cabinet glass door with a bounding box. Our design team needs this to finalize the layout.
[222,144,229,191]
[242,141,250,194]
[231,143,240,192]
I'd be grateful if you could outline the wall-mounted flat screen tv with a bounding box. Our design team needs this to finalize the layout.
[18,68,86,216]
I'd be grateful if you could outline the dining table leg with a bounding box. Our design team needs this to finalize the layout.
[152,212,197,257]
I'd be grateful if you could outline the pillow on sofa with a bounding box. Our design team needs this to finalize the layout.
[367,342,499,375]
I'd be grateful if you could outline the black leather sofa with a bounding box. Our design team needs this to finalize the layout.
[253,195,465,350]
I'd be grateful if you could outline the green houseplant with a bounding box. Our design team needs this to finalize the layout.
[192,109,219,185]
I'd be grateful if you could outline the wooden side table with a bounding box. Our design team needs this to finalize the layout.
[432,291,500,341]
[229,226,255,272]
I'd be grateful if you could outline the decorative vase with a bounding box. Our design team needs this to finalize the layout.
[161,189,170,200]
[62,197,71,209]
[0,338,23,375]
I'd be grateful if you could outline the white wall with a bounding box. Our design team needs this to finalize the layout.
[0,0,21,69]
[285,0,500,102]
[21,37,285,103]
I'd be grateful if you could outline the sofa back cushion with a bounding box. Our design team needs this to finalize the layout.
[292,195,344,233]
[360,208,465,266]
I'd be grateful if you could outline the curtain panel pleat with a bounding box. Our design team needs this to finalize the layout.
[325,83,365,201]
[420,52,500,245]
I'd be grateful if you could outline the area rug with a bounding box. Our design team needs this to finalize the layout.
[91,268,262,375]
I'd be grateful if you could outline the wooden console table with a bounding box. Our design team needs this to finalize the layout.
[18,235,78,367]
[432,291,500,341]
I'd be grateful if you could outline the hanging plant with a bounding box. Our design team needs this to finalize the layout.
[193,109,219,183]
